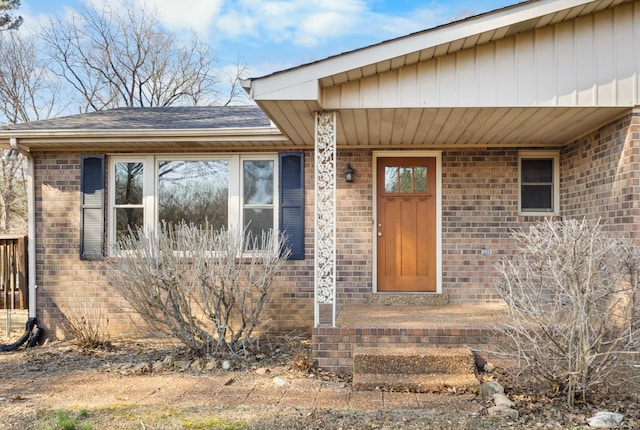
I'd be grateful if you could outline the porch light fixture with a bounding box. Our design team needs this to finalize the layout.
[344,164,355,183]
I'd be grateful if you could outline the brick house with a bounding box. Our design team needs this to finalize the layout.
[2,0,640,370]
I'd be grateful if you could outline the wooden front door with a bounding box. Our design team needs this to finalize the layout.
[376,157,436,292]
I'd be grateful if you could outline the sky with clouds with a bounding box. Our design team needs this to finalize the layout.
[20,0,517,81]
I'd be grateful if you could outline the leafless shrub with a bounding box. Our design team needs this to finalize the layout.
[494,218,640,407]
[292,351,315,373]
[62,305,111,349]
[105,222,290,356]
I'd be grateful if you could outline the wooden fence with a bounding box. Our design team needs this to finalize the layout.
[0,235,28,310]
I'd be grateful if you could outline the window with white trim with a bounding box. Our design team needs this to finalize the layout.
[518,151,559,215]
[242,159,275,246]
[108,154,277,248]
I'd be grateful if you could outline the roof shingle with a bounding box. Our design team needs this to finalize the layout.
[1,106,271,131]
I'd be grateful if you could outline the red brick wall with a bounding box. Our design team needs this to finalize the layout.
[31,148,374,336]
[439,111,640,303]
[335,150,373,305]
[31,112,640,339]
[33,151,318,337]
[561,112,640,237]
[264,150,315,332]
[441,149,521,303]
[34,152,138,338]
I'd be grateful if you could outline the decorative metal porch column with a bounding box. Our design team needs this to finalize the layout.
[314,111,337,327]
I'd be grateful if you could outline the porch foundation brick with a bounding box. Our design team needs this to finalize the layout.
[311,329,500,373]
[318,342,339,351]
[313,350,334,359]
[312,304,507,373]
[336,358,352,368]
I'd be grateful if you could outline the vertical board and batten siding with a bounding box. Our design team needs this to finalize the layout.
[322,2,640,109]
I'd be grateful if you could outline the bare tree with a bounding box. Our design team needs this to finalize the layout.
[0,32,61,124]
[39,1,239,111]
[0,30,63,234]
[0,0,22,32]
[0,151,26,233]
[494,218,640,407]
[0,27,61,234]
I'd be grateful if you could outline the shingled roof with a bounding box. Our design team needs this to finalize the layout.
[2,105,272,131]
[0,105,294,151]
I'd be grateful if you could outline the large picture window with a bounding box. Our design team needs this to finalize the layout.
[158,160,229,231]
[518,151,559,215]
[108,154,277,250]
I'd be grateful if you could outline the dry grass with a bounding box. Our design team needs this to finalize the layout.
[62,305,112,350]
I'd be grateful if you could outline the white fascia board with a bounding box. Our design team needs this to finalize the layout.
[0,126,284,139]
[247,0,599,101]
[249,78,320,101]
[0,126,288,148]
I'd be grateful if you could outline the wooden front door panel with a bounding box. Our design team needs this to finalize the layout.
[377,157,436,292]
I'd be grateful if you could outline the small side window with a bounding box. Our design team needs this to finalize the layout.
[114,161,145,240]
[242,159,275,248]
[519,152,559,215]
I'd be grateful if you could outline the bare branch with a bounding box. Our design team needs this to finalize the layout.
[220,57,252,107]
[39,1,235,110]
[0,32,62,124]
[0,30,62,234]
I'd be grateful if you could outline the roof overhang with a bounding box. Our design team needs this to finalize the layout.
[0,126,295,152]
[243,0,634,148]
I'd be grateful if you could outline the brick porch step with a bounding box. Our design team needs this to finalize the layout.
[352,346,479,393]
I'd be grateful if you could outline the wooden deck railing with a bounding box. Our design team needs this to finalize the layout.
[0,235,28,310]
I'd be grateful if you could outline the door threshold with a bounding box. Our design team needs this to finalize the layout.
[368,293,449,306]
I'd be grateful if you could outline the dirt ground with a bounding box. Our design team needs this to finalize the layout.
[1,335,639,429]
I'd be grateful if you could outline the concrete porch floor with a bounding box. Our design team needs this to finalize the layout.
[335,303,510,329]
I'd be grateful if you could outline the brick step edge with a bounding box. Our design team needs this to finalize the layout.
[353,347,476,375]
[352,372,480,394]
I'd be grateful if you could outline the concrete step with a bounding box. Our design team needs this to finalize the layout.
[353,372,480,393]
[352,346,479,393]
[353,347,476,375]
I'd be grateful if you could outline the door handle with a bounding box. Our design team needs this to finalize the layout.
[377,232,383,237]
